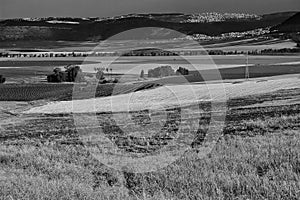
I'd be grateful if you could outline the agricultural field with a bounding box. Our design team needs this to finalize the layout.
[0,82,161,101]
[68,55,300,76]
[1,37,300,83]
[23,76,300,114]
[1,54,300,82]
[203,38,298,51]
[0,84,299,199]
[0,37,298,53]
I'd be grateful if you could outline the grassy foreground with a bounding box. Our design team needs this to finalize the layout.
[0,89,299,199]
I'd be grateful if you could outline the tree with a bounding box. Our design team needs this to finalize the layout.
[140,70,145,78]
[96,70,104,80]
[96,69,105,80]
[47,65,84,83]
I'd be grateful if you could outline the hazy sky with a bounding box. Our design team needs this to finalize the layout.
[1,0,299,19]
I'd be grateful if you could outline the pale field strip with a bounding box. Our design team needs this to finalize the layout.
[274,61,300,65]
[46,20,80,24]
[1,38,296,55]
[25,77,300,114]
[235,98,300,109]
[212,41,297,51]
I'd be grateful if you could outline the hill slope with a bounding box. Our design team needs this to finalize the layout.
[0,12,297,41]
[272,12,300,32]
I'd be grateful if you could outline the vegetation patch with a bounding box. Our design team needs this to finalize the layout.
[0,89,299,199]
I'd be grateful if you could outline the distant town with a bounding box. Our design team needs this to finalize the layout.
[187,28,270,40]
[184,12,261,23]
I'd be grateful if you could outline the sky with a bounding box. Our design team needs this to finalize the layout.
[1,0,299,19]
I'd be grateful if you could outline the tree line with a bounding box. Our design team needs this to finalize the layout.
[1,47,299,58]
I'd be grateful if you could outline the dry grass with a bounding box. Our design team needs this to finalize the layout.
[0,129,299,199]
[0,89,299,199]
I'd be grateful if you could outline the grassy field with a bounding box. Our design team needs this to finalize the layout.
[0,87,299,199]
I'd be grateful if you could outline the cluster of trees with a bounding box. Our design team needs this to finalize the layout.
[260,48,300,54]
[0,75,5,84]
[147,66,189,78]
[0,52,119,58]
[47,65,85,83]
[123,49,178,57]
[2,45,299,59]
[148,66,175,78]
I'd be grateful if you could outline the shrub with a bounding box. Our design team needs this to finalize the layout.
[113,78,119,83]
[0,75,6,84]
[176,67,189,75]
[47,65,84,83]
[148,66,175,78]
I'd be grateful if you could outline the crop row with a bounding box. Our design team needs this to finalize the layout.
[0,83,160,101]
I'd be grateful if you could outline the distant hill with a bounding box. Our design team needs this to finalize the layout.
[0,12,297,41]
[271,12,300,32]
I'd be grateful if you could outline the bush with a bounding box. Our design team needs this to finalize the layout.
[99,79,108,84]
[176,67,189,75]
[0,75,6,84]
[148,66,175,78]
[113,78,119,83]
[47,66,84,83]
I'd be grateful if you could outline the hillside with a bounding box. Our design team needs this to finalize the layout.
[0,12,297,41]
[272,12,300,32]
